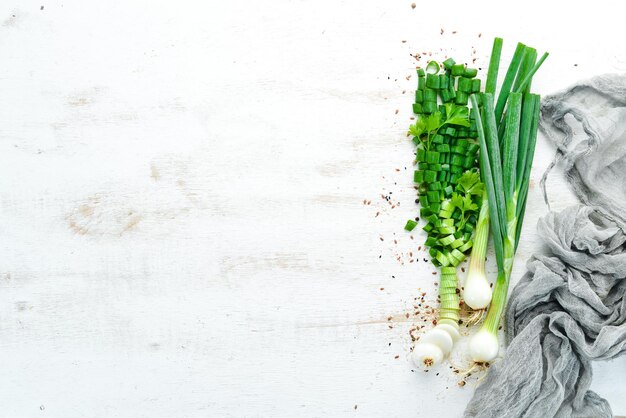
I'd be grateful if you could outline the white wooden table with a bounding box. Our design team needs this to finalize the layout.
[1,1,625,416]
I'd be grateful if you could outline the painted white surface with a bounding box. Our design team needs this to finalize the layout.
[0,1,624,417]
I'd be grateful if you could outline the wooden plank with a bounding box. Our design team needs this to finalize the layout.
[0,0,624,416]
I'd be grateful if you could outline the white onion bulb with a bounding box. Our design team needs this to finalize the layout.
[469,329,499,362]
[463,270,493,310]
[410,324,458,368]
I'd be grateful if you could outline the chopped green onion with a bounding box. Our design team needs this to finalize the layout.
[442,58,456,69]
[404,219,418,231]
[418,77,425,90]
[426,73,441,89]
[451,64,465,76]
[439,226,456,235]
[450,238,464,249]
[463,68,478,78]
[409,53,486,369]
[426,60,440,74]
[424,88,437,101]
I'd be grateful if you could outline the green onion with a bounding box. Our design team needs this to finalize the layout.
[442,58,456,70]
[404,219,418,231]
[494,42,526,123]
[463,68,478,78]
[515,93,540,247]
[463,190,492,309]
[408,54,487,369]
[451,63,465,76]
[485,38,503,94]
[426,60,440,74]
[514,52,549,94]
[426,73,441,89]
[468,41,547,363]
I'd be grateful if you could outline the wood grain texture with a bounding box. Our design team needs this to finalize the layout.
[0,0,624,417]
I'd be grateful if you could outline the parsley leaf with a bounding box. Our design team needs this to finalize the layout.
[409,112,445,150]
[443,103,471,127]
[425,112,443,132]
[463,194,478,212]
[409,119,426,137]
[456,171,483,195]
[451,193,464,211]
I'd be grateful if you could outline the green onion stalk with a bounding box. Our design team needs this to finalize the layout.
[468,40,546,362]
[461,38,503,311]
[462,192,492,309]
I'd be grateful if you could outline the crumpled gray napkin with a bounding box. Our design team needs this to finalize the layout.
[463,75,626,418]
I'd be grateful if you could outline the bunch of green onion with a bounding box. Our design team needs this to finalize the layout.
[468,39,547,362]
[406,38,547,367]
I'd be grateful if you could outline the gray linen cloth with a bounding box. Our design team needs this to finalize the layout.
[463,75,626,418]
